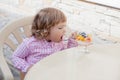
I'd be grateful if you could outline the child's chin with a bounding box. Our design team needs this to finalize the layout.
[56,39,62,43]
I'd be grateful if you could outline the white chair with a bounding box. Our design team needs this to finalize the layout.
[0,16,34,80]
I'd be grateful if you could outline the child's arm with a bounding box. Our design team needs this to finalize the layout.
[12,39,31,73]
[67,38,78,48]
[67,32,78,48]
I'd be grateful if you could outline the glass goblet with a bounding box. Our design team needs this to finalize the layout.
[78,41,92,53]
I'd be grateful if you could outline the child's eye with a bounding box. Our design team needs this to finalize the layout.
[58,25,66,29]
[58,27,63,29]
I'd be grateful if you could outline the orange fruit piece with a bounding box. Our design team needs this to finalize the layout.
[76,35,85,41]
[85,37,92,42]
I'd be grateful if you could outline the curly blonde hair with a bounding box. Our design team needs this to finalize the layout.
[31,7,67,39]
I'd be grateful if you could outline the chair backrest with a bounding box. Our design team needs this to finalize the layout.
[0,16,34,80]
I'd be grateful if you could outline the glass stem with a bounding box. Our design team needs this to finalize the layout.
[84,45,88,53]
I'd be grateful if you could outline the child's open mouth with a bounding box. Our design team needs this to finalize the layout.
[61,36,63,40]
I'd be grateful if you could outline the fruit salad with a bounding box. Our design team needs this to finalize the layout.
[76,32,92,42]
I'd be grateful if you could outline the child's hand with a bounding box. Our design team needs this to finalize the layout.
[69,31,77,39]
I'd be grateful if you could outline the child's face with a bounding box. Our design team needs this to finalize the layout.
[47,22,66,42]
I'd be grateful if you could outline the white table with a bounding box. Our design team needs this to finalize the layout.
[24,44,120,80]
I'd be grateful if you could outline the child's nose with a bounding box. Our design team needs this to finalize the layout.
[63,29,66,33]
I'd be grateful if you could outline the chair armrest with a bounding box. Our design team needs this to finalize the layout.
[0,50,14,80]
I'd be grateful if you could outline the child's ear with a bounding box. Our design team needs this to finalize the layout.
[43,29,48,33]
[41,29,49,37]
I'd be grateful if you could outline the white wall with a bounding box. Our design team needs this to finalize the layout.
[86,0,120,8]
[56,0,120,38]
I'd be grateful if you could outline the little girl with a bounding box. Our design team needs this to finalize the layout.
[12,7,78,74]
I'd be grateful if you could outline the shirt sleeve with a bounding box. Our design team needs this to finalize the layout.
[67,38,78,48]
[12,39,31,72]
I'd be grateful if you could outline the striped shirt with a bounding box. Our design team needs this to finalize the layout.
[12,36,78,72]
